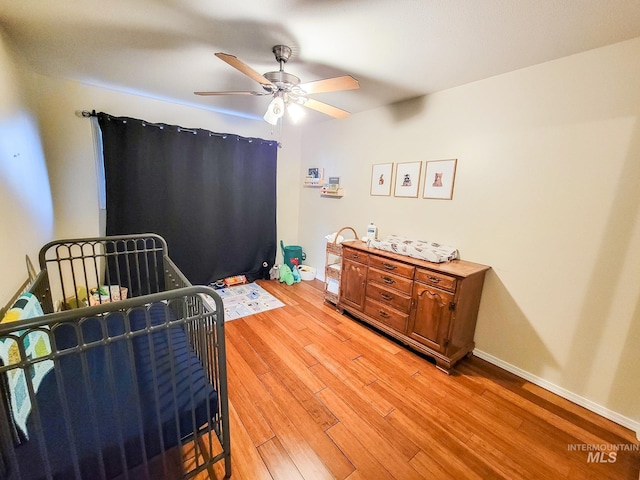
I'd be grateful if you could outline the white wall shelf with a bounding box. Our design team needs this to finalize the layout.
[320,189,344,198]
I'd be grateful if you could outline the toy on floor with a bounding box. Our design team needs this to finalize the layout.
[279,264,294,286]
[291,265,301,283]
[262,261,271,280]
[223,275,247,286]
[269,265,280,280]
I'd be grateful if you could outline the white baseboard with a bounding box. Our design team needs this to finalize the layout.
[473,349,640,439]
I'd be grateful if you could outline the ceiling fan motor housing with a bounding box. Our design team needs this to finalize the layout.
[272,45,292,64]
[263,70,301,89]
[264,45,301,94]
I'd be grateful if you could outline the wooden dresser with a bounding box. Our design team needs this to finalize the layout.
[337,241,490,373]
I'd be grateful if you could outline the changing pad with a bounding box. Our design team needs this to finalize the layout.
[369,235,458,263]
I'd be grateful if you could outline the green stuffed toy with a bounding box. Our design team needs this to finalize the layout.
[292,265,302,283]
[279,264,295,286]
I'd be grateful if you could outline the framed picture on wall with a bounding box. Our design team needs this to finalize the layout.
[423,159,457,200]
[370,163,393,196]
[393,161,421,198]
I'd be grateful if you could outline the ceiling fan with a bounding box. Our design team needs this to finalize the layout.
[195,45,359,124]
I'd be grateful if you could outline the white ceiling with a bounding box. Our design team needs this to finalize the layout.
[2,0,640,123]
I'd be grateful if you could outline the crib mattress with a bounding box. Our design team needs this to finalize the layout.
[12,303,218,480]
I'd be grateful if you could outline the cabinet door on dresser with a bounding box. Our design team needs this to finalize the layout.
[339,258,368,311]
[409,282,455,353]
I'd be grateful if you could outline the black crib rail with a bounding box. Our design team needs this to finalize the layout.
[38,234,171,309]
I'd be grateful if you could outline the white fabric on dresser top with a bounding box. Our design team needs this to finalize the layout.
[369,235,458,263]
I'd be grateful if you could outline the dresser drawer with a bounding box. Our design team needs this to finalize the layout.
[366,283,411,312]
[369,255,415,279]
[415,269,457,292]
[343,248,369,264]
[368,268,413,294]
[364,299,408,333]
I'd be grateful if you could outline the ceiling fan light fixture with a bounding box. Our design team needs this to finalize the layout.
[287,102,306,123]
[263,96,285,125]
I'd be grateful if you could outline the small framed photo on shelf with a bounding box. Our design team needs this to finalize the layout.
[303,167,324,187]
[394,161,421,198]
[423,159,457,200]
[370,162,393,196]
[327,176,340,193]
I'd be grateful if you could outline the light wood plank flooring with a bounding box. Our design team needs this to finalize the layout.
[203,279,638,479]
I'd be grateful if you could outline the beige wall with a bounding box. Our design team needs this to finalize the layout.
[298,37,640,434]
[0,29,54,303]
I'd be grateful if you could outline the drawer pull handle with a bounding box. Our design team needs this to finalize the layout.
[382,276,395,284]
[428,276,441,283]
[378,310,390,318]
[352,254,360,258]
[382,263,397,270]
[380,292,394,301]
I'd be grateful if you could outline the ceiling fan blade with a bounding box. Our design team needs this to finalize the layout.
[302,98,350,119]
[194,91,270,96]
[215,53,274,87]
[298,75,359,95]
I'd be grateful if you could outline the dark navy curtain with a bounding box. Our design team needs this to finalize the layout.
[98,113,277,284]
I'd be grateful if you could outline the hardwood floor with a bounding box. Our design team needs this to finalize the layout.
[203,279,639,480]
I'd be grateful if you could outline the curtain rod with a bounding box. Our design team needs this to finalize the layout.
[78,110,281,147]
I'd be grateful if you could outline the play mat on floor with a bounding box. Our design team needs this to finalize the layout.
[213,282,285,321]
